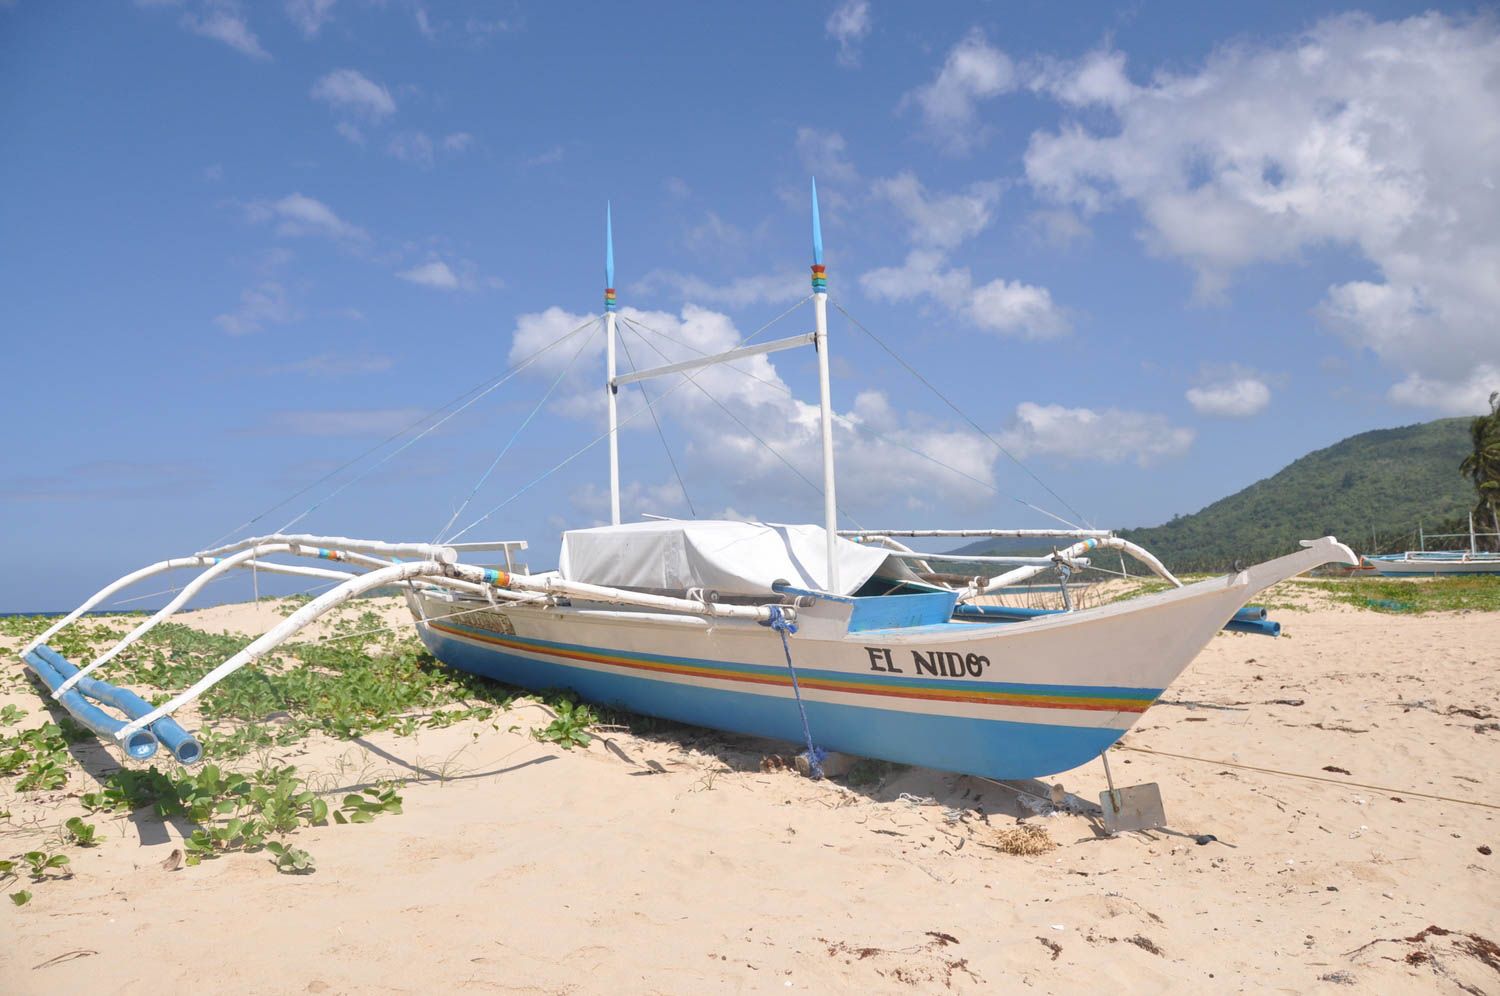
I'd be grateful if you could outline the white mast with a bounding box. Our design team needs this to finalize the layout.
[811,179,839,592]
[606,204,621,526]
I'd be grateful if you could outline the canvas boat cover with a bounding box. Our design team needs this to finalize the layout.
[558,519,921,597]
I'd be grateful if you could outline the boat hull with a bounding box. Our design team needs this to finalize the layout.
[1368,556,1500,576]
[409,538,1355,780]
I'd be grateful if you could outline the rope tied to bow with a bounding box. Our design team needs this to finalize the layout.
[762,605,824,778]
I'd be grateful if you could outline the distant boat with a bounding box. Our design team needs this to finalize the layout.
[1363,513,1500,576]
[16,185,1359,781]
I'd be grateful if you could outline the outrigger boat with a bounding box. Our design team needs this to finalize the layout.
[1362,514,1500,577]
[17,185,1358,781]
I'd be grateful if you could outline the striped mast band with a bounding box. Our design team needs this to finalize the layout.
[810,264,826,292]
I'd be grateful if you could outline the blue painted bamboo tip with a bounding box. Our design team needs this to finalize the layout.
[23,648,161,761]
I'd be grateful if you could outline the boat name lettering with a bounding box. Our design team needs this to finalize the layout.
[911,650,988,678]
[864,647,903,673]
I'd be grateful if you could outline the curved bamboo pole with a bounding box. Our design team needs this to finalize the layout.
[962,536,1180,601]
[19,556,217,658]
[115,559,795,744]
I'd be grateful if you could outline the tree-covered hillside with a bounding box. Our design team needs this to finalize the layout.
[1111,418,1476,571]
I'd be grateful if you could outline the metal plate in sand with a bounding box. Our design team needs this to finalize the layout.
[1099,782,1166,835]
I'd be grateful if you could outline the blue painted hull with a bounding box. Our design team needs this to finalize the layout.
[419,627,1121,780]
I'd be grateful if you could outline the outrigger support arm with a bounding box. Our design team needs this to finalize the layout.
[113,558,796,746]
[960,536,1181,601]
[20,555,218,658]
[195,533,458,564]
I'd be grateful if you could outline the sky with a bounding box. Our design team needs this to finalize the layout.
[2,1,1497,611]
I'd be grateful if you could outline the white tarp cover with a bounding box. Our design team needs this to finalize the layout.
[558,520,920,596]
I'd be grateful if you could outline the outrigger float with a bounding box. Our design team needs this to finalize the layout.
[17,184,1358,784]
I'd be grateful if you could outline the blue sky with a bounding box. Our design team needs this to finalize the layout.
[3,1,1497,610]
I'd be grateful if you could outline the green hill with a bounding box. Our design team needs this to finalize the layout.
[1114,418,1476,571]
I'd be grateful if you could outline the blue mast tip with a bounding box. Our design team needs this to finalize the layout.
[810,178,823,266]
[605,202,615,290]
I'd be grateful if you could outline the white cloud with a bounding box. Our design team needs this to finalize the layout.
[397,260,459,290]
[998,402,1196,467]
[310,69,395,118]
[335,121,364,145]
[506,304,1006,510]
[825,1,871,68]
[1025,209,1091,249]
[285,0,335,38]
[442,132,473,153]
[1185,378,1272,417]
[860,249,1069,339]
[178,1,269,59]
[635,270,808,309]
[1023,12,1500,407]
[246,193,367,243]
[387,131,434,166]
[1387,366,1500,416]
[414,6,434,38]
[214,281,293,335]
[270,408,429,437]
[796,128,859,185]
[872,171,1003,249]
[901,28,1016,154]
[1029,49,1133,109]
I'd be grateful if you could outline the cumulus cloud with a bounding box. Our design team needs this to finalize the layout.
[246,193,367,243]
[387,131,434,166]
[1022,12,1500,408]
[214,281,293,335]
[1185,378,1272,417]
[826,0,871,68]
[872,171,1003,249]
[397,260,459,290]
[163,0,268,59]
[900,28,1016,154]
[505,304,1006,511]
[796,128,860,185]
[285,0,335,38]
[860,249,1068,339]
[998,402,1196,467]
[310,69,395,118]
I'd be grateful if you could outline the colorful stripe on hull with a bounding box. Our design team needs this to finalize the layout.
[419,619,1155,779]
[426,618,1159,714]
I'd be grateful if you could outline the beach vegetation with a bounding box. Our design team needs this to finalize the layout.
[21,850,70,879]
[63,817,99,847]
[9,890,30,906]
[1460,391,1500,547]
[531,693,595,749]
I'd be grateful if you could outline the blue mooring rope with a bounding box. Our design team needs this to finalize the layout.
[762,605,825,778]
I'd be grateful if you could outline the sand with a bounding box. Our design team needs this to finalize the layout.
[2,589,1497,994]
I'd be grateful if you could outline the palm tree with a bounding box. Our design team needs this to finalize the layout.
[1460,391,1500,551]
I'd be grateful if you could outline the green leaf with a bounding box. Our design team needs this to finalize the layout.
[10,890,31,906]
[333,810,348,825]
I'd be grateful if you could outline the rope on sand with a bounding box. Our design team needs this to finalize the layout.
[1118,745,1500,811]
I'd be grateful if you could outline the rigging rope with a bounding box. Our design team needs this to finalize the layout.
[205,314,604,548]
[616,326,696,518]
[1117,745,1500,811]
[447,298,818,542]
[617,315,865,531]
[622,312,1072,525]
[435,318,603,542]
[762,605,824,778]
[831,301,1093,529]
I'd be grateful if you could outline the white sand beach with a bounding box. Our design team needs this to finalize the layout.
[2,589,1497,994]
